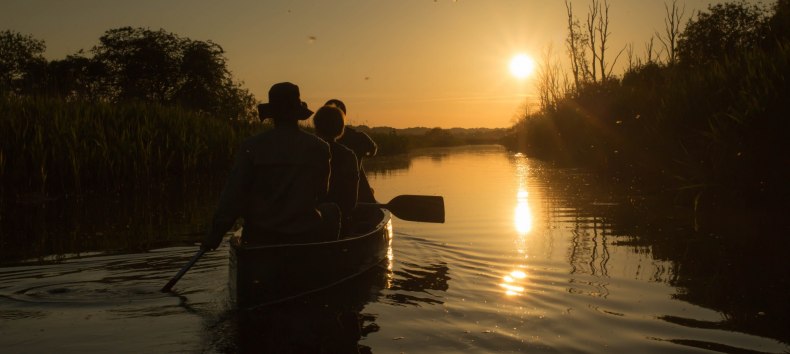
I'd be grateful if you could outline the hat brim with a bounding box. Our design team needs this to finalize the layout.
[258,102,313,121]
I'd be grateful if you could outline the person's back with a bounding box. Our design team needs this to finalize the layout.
[325,99,378,203]
[325,141,358,217]
[241,126,329,239]
[313,105,359,229]
[202,82,331,250]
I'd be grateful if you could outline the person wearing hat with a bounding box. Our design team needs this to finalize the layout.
[324,99,378,203]
[201,82,336,250]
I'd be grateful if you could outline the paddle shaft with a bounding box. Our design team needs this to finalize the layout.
[161,248,206,292]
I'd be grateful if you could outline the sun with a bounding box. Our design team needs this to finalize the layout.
[509,53,536,79]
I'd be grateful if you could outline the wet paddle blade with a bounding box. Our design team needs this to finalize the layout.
[385,195,445,223]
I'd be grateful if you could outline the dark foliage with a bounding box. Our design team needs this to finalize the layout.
[0,30,47,94]
[504,1,790,210]
[677,1,769,66]
[0,27,256,120]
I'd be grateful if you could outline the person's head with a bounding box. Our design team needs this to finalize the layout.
[258,82,313,122]
[313,105,346,141]
[324,99,346,115]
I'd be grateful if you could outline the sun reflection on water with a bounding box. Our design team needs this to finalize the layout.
[515,189,533,235]
[385,219,394,288]
[502,153,534,297]
[500,269,528,296]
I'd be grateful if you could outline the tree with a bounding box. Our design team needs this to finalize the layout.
[767,0,790,42]
[46,51,106,99]
[565,0,623,86]
[677,1,769,66]
[585,0,599,82]
[565,1,590,90]
[595,0,625,81]
[91,27,255,119]
[536,45,566,112]
[0,30,47,94]
[92,27,185,102]
[656,0,686,64]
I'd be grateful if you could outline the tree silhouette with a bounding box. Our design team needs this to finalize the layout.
[46,52,105,99]
[92,27,183,102]
[0,30,47,94]
[1,27,255,119]
[90,27,255,119]
[677,2,769,66]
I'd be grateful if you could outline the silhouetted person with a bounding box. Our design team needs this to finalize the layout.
[325,99,378,203]
[202,82,336,250]
[313,105,359,234]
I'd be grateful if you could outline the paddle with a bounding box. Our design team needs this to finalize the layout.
[359,195,445,223]
[161,248,206,292]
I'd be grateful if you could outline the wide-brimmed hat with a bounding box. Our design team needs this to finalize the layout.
[258,82,313,120]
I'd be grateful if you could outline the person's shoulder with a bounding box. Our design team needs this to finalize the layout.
[331,140,354,152]
[242,129,327,154]
[332,142,358,163]
[297,129,329,147]
[243,128,278,141]
[339,142,356,156]
[292,130,329,157]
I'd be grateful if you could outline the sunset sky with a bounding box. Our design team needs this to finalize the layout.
[0,0,762,128]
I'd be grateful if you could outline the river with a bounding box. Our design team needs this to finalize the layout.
[1,145,787,353]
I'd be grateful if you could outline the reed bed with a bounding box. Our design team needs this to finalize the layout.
[0,95,267,197]
[503,41,790,207]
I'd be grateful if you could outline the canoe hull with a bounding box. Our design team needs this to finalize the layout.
[229,209,392,309]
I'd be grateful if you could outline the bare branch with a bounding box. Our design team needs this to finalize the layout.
[597,0,611,81]
[606,45,627,78]
[565,0,589,91]
[586,0,600,82]
[656,0,686,64]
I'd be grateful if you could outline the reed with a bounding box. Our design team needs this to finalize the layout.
[0,95,267,197]
[504,41,790,207]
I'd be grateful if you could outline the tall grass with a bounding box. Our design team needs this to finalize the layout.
[0,95,267,197]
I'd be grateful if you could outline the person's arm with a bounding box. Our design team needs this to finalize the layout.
[362,132,378,157]
[202,144,253,250]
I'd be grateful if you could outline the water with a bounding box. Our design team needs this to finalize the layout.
[1,145,787,353]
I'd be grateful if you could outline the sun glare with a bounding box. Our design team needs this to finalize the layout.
[509,54,536,79]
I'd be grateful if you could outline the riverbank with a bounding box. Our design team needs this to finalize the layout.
[501,40,789,213]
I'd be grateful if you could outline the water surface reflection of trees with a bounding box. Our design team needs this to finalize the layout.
[0,179,222,264]
[536,164,790,344]
[365,146,459,176]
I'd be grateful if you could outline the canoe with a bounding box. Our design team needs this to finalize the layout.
[228,208,393,309]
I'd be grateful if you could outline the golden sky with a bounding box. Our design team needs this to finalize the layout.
[0,0,758,128]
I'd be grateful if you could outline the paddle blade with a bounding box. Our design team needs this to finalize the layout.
[386,195,445,223]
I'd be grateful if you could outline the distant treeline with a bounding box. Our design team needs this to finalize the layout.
[501,0,790,210]
[361,126,509,155]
